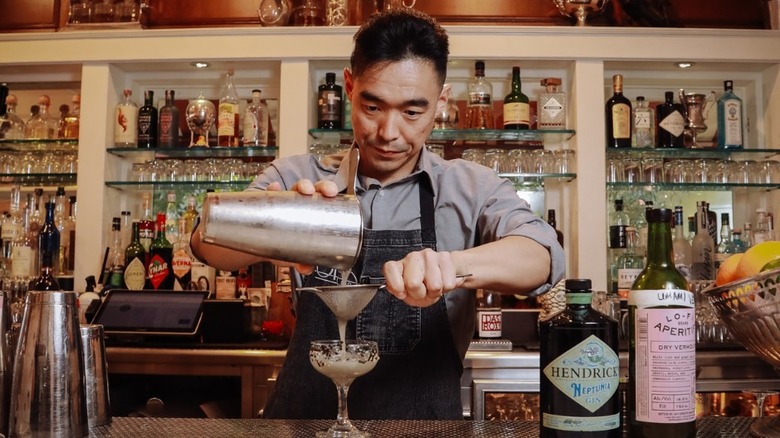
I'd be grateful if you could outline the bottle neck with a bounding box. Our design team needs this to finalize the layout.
[566,292,592,306]
[647,220,675,268]
[512,69,521,92]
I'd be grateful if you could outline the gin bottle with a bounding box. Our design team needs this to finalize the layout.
[538,77,566,129]
[656,91,685,148]
[717,80,743,149]
[465,61,494,129]
[628,208,695,438]
[632,96,654,147]
[540,278,621,437]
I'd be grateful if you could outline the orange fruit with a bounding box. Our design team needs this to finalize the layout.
[733,241,780,282]
[716,253,743,286]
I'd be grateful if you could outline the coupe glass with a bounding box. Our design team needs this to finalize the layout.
[185,92,216,147]
[310,339,379,438]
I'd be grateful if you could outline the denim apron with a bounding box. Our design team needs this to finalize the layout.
[263,179,463,420]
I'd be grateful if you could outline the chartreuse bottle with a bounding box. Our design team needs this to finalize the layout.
[540,279,621,437]
[628,208,695,438]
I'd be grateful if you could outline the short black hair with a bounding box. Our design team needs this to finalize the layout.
[350,9,449,86]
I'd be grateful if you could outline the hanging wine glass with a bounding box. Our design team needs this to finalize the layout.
[185,92,216,147]
[258,0,292,26]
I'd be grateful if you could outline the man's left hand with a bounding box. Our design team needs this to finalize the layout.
[382,249,467,307]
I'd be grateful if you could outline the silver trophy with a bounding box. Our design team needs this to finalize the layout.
[185,91,216,147]
[552,0,609,26]
[678,89,717,148]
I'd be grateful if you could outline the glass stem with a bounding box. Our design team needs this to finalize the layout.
[336,383,352,428]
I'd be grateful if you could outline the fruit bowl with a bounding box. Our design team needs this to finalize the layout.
[704,267,780,437]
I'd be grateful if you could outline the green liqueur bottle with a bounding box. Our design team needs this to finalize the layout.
[540,279,621,438]
[628,208,696,438]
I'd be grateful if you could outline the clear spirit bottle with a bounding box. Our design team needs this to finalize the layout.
[0,95,26,139]
[691,201,715,281]
[672,206,692,281]
[717,80,743,149]
[243,89,270,146]
[25,95,59,139]
[538,77,566,130]
[616,226,644,300]
[632,96,655,147]
[114,89,138,147]
[715,212,732,270]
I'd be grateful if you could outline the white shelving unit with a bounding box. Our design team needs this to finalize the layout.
[1,25,778,291]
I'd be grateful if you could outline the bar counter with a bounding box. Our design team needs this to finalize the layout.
[89,416,757,437]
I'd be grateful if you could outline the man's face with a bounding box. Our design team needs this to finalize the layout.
[344,59,447,185]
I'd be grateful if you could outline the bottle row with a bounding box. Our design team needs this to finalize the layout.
[113,70,274,149]
[606,74,744,150]
[0,87,81,141]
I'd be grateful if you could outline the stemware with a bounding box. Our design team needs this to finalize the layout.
[310,339,379,438]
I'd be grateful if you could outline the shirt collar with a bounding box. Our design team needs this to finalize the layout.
[333,143,437,195]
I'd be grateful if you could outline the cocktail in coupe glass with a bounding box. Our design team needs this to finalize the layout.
[309,339,379,438]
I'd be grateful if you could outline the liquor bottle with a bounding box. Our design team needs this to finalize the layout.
[632,96,655,148]
[61,94,80,139]
[114,89,138,147]
[616,226,644,301]
[124,221,147,291]
[502,66,530,130]
[0,94,25,139]
[672,206,692,281]
[25,95,59,139]
[715,212,732,270]
[218,70,240,146]
[182,195,199,235]
[731,229,748,253]
[53,187,70,275]
[634,201,653,259]
[158,89,179,148]
[172,217,192,291]
[104,217,125,290]
[31,200,61,291]
[538,77,566,130]
[164,191,179,246]
[608,199,630,295]
[717,80,743,149]
[628,208,695,438]
[10,207,36,282]
[317,72,343,130]
[754,208,771,245]
[138,192,154,252]
[691,201,715,281]
[1,186,22,269]
[465,61,494,129]
[29,188,44,246]
[242,89,270,146]
[547,209,564,247]
[475,289,502,339]
[237,267,251,299]
[687,216,696,244]
[539,278,621,438]
[656,91,685,148]
[137,90,158,148]
[605,74,631,148]
[120,210,132,251]
[147,212,174,290]
[66,196,77,273]
[743,222,754,249]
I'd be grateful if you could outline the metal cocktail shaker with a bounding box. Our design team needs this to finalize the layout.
[8,291,88,438]
[200,190,363,271]
[80,324,111,428]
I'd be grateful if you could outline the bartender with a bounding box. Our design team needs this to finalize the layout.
[191,9,565,420]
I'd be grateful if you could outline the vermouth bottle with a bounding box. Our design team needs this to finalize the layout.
[539,278,621,438]
[628,208,695,438]
[605,74,631,148]
[502,66,530,130]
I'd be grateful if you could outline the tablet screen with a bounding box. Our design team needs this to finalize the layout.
[92,290,209,336]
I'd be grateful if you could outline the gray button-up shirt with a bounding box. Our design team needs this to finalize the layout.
[248,145,566,357]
